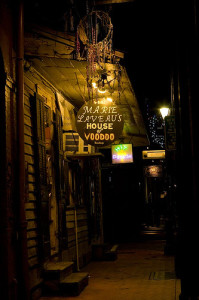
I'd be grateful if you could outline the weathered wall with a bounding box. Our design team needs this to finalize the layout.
[23,67,86,298]
[24,69,59,298]
[64,207,92,268]
[0,1,18,299]
[0,1,16,78]
[62,157,103,268]
[0,4,103,295]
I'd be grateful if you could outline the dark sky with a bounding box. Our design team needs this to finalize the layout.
[110,0,174,109]
[24,0,175,109]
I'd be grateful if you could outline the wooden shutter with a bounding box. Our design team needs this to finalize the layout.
[31,93,50,259]
[54,108,68,250]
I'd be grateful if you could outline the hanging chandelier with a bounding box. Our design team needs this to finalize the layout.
[76,10,121,103]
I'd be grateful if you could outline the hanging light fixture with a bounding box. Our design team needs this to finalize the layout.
[76,10,122,103]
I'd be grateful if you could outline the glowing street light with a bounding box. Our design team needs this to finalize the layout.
[92,82,97,88]
[160,107,170,119]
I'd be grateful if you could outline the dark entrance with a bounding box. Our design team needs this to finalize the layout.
[101,155,144,244]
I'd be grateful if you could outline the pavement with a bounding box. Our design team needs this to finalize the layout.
[40,229,181,300]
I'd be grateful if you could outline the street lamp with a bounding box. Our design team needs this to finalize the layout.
[160,107,170,119]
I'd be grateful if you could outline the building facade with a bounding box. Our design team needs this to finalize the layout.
[0,1,148,299]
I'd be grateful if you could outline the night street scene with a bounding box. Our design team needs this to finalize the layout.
[0,0,199,299]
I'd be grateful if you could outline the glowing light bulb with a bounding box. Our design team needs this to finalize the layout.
[92,82,97,88]
[160,107,169,119]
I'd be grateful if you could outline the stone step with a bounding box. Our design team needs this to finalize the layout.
[92,243,109,260]
[60,272,89,296]
[110,244,119,252]
[92,243,118,261]
[104,245,119,261]
[43,261,74,282]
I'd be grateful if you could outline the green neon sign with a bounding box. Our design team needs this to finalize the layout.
[112,144,133,164]
[115,144,128,152]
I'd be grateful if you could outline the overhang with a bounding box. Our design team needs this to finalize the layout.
[25,24,149,147]
[65,153,104,160]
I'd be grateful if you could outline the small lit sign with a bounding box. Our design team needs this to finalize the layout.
[142,150,165,160]
[112,144,133,164]
[144,165,163,177]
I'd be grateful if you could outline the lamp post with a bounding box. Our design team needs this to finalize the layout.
[160,106,176,255]
[159,106,170,150]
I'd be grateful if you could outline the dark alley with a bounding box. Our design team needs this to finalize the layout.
[1,1,199,300]
[40,231,180,300]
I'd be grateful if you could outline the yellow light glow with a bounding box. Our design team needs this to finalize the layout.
[142,150,165,159]
[98,88,106,94]
[147,152,165,158]
[160,107,169,119]
[92,82,97,88]
[106,97,113,102]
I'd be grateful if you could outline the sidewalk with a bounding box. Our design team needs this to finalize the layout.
[40,237,181,300]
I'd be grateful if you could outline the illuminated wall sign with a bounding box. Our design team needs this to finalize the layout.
[76,102,124,147]
[144,165,163,177]
[142,150,165,159]
[112,144,133,164]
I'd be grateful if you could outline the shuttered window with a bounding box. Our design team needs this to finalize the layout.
[54,108,68,249]
[35,94,47,185]
[31,93,50,259]
[64,132,79,152]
